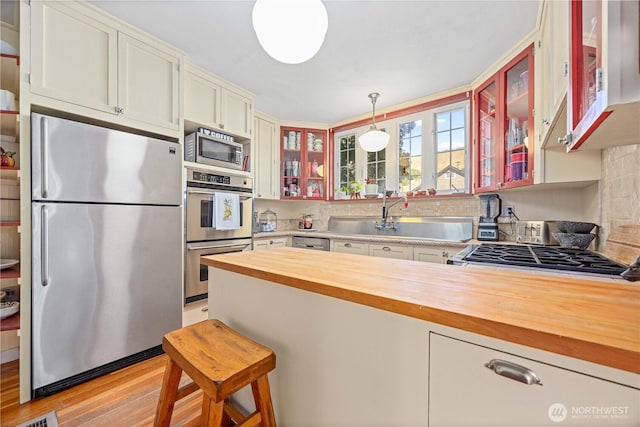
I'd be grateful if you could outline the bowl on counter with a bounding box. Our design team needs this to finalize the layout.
[557,221,597,234]
[552,232,596,250]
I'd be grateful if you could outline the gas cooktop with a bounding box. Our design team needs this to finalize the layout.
[459,243,627,277]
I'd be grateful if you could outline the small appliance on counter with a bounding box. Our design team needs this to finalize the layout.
[515,220,560,245]
[477,194,501,241]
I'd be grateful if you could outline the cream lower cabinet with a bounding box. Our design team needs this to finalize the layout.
[413,246,458,264]
[182,299,208,327]
[369,243,412,260]
[332,240,369,255]
[253,237,288,251]
[253,112,279,199]
[429,332,640,426]
[184,62,253,139]
[30,1,180,133]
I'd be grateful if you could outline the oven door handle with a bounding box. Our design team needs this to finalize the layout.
[187,189,251,199]
[187,243,250,252]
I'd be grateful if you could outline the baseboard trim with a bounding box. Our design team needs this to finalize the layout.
[0,347,19,363]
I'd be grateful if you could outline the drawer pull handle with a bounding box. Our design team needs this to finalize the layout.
[382,246,391,251]
[344,243,352,247]
[484,359,543,386]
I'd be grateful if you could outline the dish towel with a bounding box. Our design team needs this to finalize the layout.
[214,192,240,230]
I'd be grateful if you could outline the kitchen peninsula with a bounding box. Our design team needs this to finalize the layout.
[203,247,639,426]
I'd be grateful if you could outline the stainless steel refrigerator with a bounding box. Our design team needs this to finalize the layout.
[31,113,182,397]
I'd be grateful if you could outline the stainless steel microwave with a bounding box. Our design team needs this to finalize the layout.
[184,131,243,170]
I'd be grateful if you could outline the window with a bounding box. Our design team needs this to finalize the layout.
[332,97,469,198]
[398,120,422,192]
[366,129,387,192]
[337,133,356,192]
[435,107,466,193]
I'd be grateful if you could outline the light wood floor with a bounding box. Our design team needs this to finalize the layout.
[1,355,203,426]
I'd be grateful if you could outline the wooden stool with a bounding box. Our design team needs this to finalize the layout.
[154,319,276,427]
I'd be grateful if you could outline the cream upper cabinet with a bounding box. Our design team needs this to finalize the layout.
[116,33,180,131]
[221,87,252,139]
[184,68,221,130]
[184,62,254,139]
[537,0,569,147]
[30,1,181,134]
[532,0,602,186]
[253,112,279,199]
[31,1,118,114]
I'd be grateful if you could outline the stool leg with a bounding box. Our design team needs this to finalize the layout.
[202,397,224,427]
[154,358,183,427]
[251,375,276,427]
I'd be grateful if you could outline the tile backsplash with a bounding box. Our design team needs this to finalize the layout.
[255,144,639,247]
[600,144,640,248]
[255,186,596,242]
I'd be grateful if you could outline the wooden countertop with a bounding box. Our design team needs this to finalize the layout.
[202,247,640,374]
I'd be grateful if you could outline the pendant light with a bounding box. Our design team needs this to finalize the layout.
[358,93,390,152]
[252,0,328,65]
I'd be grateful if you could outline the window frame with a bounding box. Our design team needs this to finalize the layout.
[332,97,470,199]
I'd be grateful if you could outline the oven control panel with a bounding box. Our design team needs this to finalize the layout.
[186,167,252,191]
[192,171,231,185]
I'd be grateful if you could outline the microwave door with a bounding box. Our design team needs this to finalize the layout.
[200,137,234,163]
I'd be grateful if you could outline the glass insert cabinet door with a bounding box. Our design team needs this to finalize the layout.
[474,44,533,193]
[568,0,605,149]
[304,129,325,199]
[503,54,531,187]
[280,127,326,200]
[476,80,497,190]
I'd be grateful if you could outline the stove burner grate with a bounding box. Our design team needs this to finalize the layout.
[463,244,627,276]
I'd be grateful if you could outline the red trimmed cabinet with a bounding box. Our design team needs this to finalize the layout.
[563,0,640,151]
[475,44,535,193]
[280,127,328,200]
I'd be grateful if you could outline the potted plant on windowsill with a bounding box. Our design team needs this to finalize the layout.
[349,180,364,199]
[365,178,378,196]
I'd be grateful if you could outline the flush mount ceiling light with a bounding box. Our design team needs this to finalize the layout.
[252,0,328,65]
[358,93,390,152]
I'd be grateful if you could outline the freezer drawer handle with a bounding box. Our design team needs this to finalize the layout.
[484,359,543,386]
[41,116,49,198]
[41,205,49,287]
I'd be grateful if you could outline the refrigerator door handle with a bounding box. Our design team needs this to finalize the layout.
[41,205,49,287]
[41,116,49,199]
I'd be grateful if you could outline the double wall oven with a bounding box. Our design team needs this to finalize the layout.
[184,167,252,304]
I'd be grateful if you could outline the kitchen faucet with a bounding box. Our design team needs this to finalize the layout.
[376,190,408,229]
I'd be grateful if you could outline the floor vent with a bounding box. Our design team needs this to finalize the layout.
[16,411,59,427]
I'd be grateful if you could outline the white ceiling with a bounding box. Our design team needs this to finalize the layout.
[89,0,539,124]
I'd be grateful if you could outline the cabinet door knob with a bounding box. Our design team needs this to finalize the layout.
[558,132,573,145]
[219,123,225,129]
[484,359,543,386]
[114,106,124,114]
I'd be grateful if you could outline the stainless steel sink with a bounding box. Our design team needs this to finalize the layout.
[327,216,473,242]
